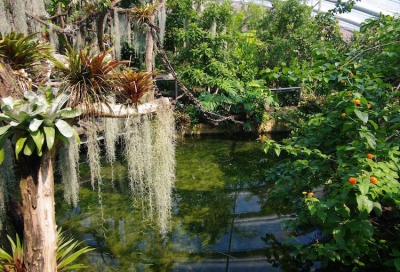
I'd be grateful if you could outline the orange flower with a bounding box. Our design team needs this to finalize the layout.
[341,112,346,117]
[286,230,291,235]
[370,177,378,184]
[259,135,267,141]
[308,192,314,198]
[340,80,345,84]
[367,103,372,109]
[348,177,357,185]
[354,99,361,105]
[349,72,354,77]
[367,153,374,159]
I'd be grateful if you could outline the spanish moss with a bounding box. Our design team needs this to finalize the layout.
[150,100,176,235]
[59,136,80,207]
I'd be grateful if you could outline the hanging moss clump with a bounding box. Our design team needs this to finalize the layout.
[123,99,176,234]
[59,136,80,207]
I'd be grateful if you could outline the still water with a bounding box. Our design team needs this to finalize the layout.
[55,134,315,271]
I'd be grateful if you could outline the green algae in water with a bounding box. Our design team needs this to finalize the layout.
[55,134,293,271]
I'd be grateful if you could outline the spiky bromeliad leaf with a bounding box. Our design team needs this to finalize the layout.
[0,31,52,70]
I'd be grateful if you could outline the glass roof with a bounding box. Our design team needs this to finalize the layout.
[241,0,400,31]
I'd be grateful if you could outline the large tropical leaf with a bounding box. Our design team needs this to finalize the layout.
[43,126,56,150]
[55,120,73,138]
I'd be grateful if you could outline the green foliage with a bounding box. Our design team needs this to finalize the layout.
[56,229,94,271]
[0,32,52,70]
[262,15,400,270]
[54,47,125,107]
[0,87,82,163]
[0,230,93,272]
[166,1,279,127]
[0,234,24,271]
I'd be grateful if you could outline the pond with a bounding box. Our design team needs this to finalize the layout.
[55,133,318,271]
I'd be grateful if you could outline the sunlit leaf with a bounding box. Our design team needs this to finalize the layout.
[43,126,55,150]
[55,120,73,138]
[29,118,43,132]
[15,135,28,159]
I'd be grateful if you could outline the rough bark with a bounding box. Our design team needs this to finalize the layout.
[19,149,58,272]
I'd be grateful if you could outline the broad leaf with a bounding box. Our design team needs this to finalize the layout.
[55,119,73,138]
[354,109,368,124]
[356,195,373,214]
[30,130,45,156]
[0,125,11,136]
[23,138,36,156]
[359,182,369,195]
[43,126,56,150]
[1,96,15,109]
[15,135,28,159]
[29,118,43,132]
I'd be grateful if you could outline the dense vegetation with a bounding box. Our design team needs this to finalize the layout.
[261,11,400,272]
[0,0,399,270]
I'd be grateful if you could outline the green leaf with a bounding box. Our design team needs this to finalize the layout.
[373,202,382,217]
[0,148,4,164]
[273,144,281,156]
[359,183,369,195]
[316,210,327,223]
[55,119,73,138]
[395,258,400,271]
[0,125,12,136]
[30,129,45,156]
[333,227,345,247]
[24,138,36,156]
[1,96,15,109]
[356,195,374,214]
[29,118,43,132]
[368,120,379,130]
[15,135,28,159]
[354,109,368,124]
[43,126,55,150]
[343,121,354,132]
[72,129,81,145]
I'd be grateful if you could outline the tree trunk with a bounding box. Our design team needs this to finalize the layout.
[145,6,155,102]
[20,149,58,272]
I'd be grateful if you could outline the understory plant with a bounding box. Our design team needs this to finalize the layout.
[0,229,93,271]
[261,14,400,270]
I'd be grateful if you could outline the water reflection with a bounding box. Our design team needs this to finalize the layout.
[55,134,312,271]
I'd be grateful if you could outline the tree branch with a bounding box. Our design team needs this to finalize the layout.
[78,98,170,118]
